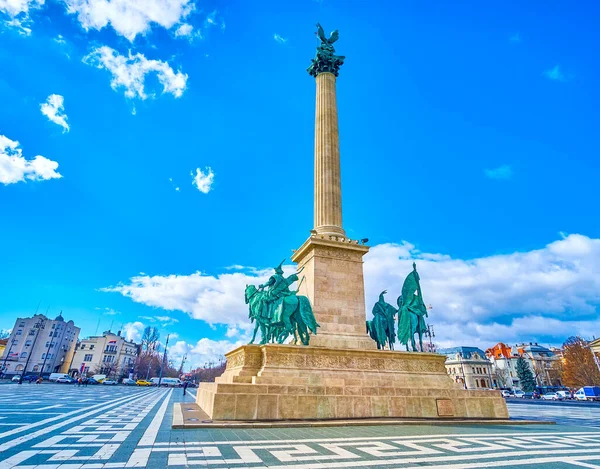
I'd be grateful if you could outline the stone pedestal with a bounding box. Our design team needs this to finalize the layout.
[291,235,375,350]
[196,344,509,421]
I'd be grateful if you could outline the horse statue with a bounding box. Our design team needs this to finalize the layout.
[397,263,428,352]
[244,284,319,346]
[366,290,398,350]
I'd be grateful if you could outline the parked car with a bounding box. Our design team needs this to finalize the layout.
[56,376,76,384]
[85,378,101,385]
[49,373,71,382]
[102,379,118,385]
[574,386,600,401]
[136,379,153,386]
[501,390,511,398]
[556,390,571,400]
[11,375,21,382]
[541,392,562,401]
[513,390,525,398]
[91,374,106,384]
[122,378,137,386]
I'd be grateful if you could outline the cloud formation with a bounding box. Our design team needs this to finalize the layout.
[273,33,287,44]
[0,0,44,34]
[84,46,188,100]
[40,94,70,132]
[544,65,566,82]
[191,167,214,193]
[169,337,243,369]
[104,234,600,349]
[0,134,62,185]
[63,0,195,42]
[484,164,512,180]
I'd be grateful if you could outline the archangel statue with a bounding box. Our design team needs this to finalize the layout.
[308,22,345,77]
[397,263,429,351]
[244,260,319,345]
[367,290,398,350]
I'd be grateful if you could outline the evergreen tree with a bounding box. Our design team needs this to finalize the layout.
[516,356,537,392]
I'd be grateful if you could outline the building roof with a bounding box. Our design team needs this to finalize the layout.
[517,343,555,357]
[55,312,65,322]
[438,346,488,361]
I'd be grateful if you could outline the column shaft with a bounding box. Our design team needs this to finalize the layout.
[314,72,345,236]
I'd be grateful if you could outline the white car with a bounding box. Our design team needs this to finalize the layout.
[11,375,21,382]
[500,390,511,398]
[541,392,561,401]
[102,379,118,385]
[513,391,525,398]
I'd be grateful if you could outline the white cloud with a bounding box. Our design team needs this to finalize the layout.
[191,167,214,193]
[204,10,223,30]
[84,46,188,100]
[139,315,179,326]
[0,134,62,185]
[0,0,43,34]
[544,65,566,82]
[54,34,66,44]
[169,338,242,369]
[104,234,600,348]
[40,94,70,132]
[273,33,287,44]
[484,164,512,180]
[123,321,145,342]
[63,0,195,42]
[174,22,194,38]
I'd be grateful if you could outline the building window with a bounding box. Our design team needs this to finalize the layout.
[29,330,36,336]
[84,354,93,361]
[20,352,27,358]
[103,355,114,363]
[52,324,55,329]
[25,340,32,347]
[80,344,85,349]
[16,330,22,335]
[41,353,46,359]
[19,322,25,327]
[90,345,95,350]
[15,365,24,371]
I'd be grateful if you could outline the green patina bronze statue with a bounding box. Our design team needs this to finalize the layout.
[245,260,319,346]
[366,290,398,350]
[308,22,345,77]
[397,263,429,352]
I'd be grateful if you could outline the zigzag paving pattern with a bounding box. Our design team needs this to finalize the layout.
[1,385,600,468]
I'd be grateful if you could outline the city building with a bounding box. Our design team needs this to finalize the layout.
[0,313,80,377]
[438,346,496,389]
[70,330,139,378]
[590,337,600,356]
[486,342,561,389]
[0,338,7,358]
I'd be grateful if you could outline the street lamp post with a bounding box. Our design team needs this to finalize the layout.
[424,325,435,352]
[157,334,170,387]
[18,318,45,384]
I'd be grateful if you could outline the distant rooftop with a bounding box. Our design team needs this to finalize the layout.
[438,346,488,361]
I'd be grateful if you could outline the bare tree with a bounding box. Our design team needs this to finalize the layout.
[141,326,160,355]
[563,336,600,387]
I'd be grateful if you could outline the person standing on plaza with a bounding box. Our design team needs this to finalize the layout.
[183,380,189,396]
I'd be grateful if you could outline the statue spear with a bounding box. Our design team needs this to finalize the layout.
[295,275,305,292]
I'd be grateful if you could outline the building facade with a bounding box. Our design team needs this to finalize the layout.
[486,342,561,389]
[70,331,138,378]
[439,346,496,389]
[0,313,80,377]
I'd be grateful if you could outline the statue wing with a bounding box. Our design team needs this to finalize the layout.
[316,23,327,43]
[328,30,339,44]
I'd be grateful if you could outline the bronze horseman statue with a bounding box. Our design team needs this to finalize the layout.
[244,260,319,345]
[368,263,429,351]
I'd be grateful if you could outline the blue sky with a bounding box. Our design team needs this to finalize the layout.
[1,0,598,368]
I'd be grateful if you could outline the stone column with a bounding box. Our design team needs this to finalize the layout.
[314,72,345,237]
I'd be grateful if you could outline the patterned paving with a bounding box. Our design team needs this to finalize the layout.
[0,384,599,468]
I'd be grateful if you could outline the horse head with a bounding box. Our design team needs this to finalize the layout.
[244,284,258,305]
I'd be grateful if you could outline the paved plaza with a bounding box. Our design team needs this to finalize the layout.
[0,385,600,469]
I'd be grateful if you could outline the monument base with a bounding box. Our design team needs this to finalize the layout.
[196,344,509,421]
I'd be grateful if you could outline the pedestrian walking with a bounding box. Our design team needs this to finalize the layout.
[183,380,189,396]
[83,377,88,387]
